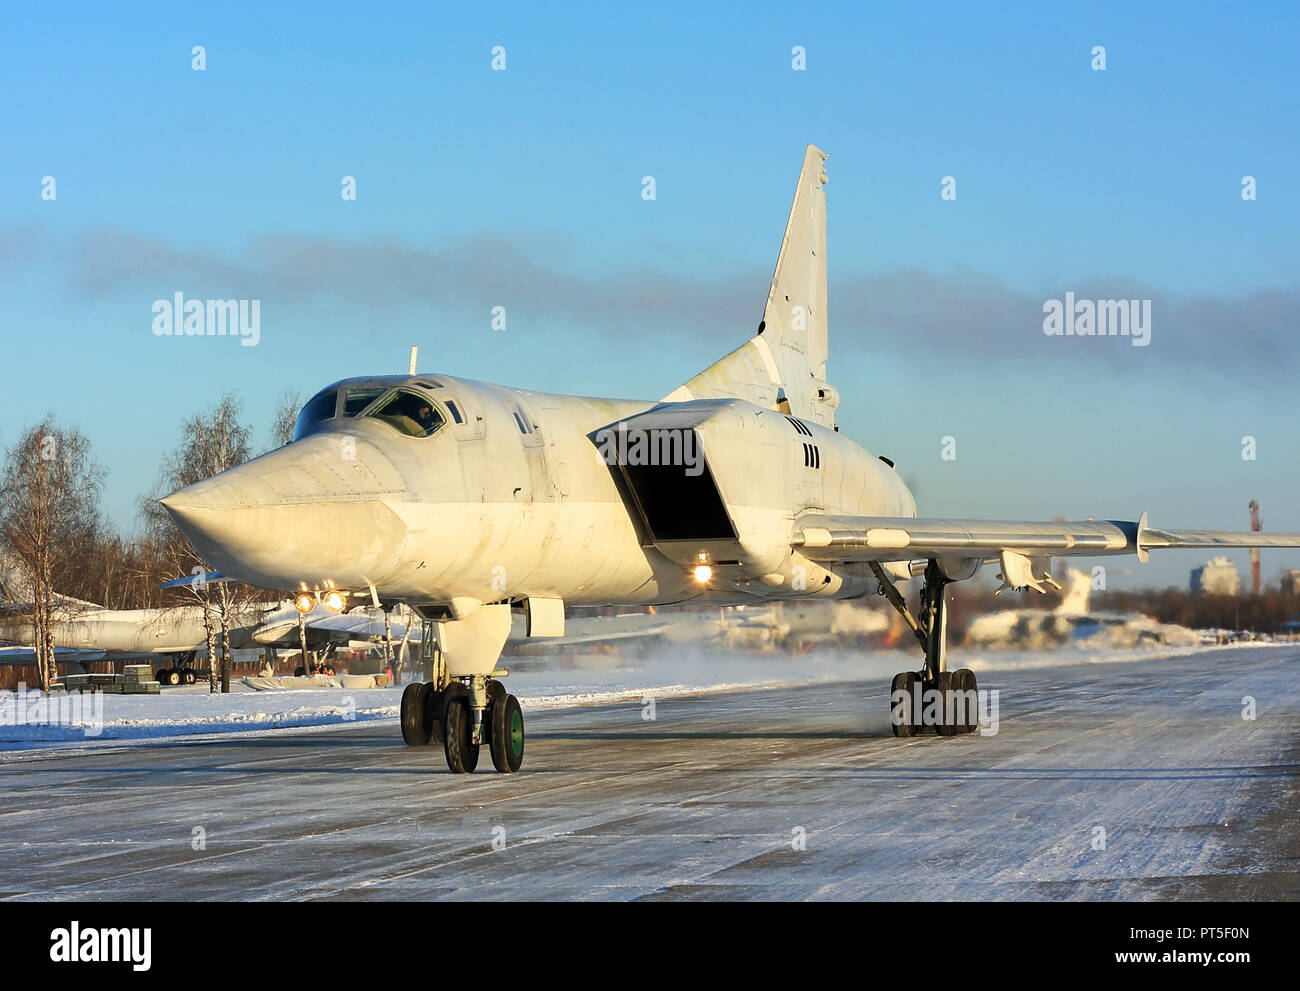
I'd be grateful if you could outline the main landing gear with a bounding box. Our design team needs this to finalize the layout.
[156,651,200,686]
[871,560,981,738]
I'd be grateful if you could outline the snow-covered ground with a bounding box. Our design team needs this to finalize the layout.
[2,643,1295,901]
[0,650,872,749]
[0,640,1275,751]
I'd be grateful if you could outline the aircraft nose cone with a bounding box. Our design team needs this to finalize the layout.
[160,433,410,589]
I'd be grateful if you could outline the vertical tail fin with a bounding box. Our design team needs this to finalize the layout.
[762,144,829,384]
[1055,569,1093,617]
[664,145,839,426]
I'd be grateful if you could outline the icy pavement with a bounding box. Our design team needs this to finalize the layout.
[0,641,1264,750]
[0,644,1295,900]
[0,650,876,750]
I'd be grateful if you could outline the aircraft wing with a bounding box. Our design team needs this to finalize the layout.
[792,512,1300,590]
[0,645,107,665]
[304,612,420,640]
[249,608,422,645]
[160,570,233,590]
[536,620,678,646]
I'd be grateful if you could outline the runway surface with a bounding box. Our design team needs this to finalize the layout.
[1,646,1296,900]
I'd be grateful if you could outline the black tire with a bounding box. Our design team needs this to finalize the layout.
[401,683,431,746]
[440,681,468,724]
[488,693,525,773]
[423,686,445,746]
[443,692,480,773]
[160,669,180,687]
[890,671,919,738]
[953,668,979,734]
[294,666,307,677]
[156,669,171,685]
[183,670,196,685]
[935,671,960,736]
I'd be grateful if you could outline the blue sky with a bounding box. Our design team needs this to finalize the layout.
[1,1,1297,589]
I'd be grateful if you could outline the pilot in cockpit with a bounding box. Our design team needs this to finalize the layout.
[415,401,438,432]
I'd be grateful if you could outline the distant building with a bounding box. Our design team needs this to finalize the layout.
[1190,557,1241,597]
[1281,570,1300,597]
[1276,620,1300,641]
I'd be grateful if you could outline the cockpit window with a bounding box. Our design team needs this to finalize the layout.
[292,390,338,441]
[343,388,385,416]
[364,390,445,438]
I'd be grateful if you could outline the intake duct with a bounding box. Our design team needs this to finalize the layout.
[614,429,737,542]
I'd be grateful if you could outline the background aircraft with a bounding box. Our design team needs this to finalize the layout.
[0,581,422,684]
[964,569,1199,650]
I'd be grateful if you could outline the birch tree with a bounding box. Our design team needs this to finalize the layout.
[140,393,256,693]
[268,390,301,450]
[0,418,104,693]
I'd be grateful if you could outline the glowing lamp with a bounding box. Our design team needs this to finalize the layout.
[693,564,713,583]
[321,590,346,613]
[293,592,316,614]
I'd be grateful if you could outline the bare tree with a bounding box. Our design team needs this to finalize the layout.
[393,604,414,683]
[0,418,104,693]
[268,390,302,450]
[382,606,397,685]
[141,393,257,693]
[297,608,310,675]
[135,502,222,689]
[66,531,169,611]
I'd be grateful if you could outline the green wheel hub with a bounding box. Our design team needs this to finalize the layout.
[509,709,524,755]
[489,693,525,773]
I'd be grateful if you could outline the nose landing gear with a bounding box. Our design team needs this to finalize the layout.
[398,607,526,772]
[402,675,524,773]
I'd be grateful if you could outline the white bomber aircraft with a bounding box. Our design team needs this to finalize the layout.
[161,145,1300,773]
[0,591,423,683]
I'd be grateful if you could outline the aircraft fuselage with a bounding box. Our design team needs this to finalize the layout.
[162,373,917,613]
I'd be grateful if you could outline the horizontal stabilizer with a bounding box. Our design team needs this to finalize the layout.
[160,570,232,590]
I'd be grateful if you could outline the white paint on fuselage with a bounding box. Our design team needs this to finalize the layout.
[0,607,211,655]
[165,373,917,611]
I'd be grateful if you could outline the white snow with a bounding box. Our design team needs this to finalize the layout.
[0,640,1263,752]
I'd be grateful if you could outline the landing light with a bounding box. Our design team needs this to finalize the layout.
[321,590,346,613]
[293,592,316,614]
[693,565,713,583]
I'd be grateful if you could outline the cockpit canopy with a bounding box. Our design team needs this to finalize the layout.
[292,377,449,442]
[293,389,340,440]
[363,390,445,438]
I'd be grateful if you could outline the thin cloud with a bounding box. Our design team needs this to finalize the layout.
[17,226,1300,380]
